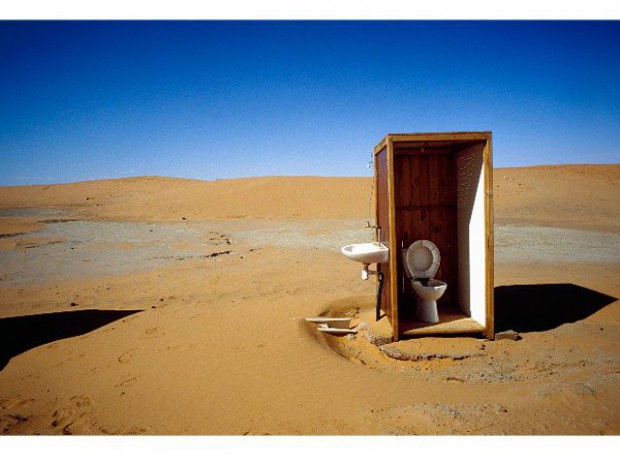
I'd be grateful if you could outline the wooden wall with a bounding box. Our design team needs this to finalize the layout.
[393,148,458,309]
[375,147,392,322]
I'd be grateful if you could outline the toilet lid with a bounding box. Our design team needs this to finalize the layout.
[406,240,440,279]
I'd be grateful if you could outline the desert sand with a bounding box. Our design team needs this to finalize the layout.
[0,164,619,435]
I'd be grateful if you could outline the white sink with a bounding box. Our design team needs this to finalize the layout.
[341,242,389,264]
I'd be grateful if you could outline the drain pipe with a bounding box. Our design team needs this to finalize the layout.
[376,271,384,321]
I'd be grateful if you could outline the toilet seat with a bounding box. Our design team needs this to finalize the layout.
[406,240,441,279]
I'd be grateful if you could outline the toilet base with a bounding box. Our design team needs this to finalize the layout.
[416,299,439,323]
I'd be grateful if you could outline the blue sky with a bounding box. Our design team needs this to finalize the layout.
[1,20,619,186]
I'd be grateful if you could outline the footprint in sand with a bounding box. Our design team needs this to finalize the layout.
[124,426,148,435]
[50,396,95,434]
[0,413,30,434]
[141,327,164,339]
[70,395,94,408]
[0,397,33,434]
[99,425,147,434]
[117,349,136,364]
[0,397,34,410]
[116,376,139,389]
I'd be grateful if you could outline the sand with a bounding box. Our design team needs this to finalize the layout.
[0,164,619,435]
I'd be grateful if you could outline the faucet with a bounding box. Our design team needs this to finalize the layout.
[365,221,382,244]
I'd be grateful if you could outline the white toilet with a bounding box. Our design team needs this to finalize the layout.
[405,240,447,323]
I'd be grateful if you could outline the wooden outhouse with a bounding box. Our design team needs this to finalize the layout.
[373,132,494,340]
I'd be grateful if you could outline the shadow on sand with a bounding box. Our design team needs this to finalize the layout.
[494,284,617,333]
[0,309,142,371]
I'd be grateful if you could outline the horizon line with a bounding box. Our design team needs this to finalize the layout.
[1,162,618,188]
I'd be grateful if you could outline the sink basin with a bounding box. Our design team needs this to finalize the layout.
[341,242,389,264]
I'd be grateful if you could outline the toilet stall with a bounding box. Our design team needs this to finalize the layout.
[373,132,494,340]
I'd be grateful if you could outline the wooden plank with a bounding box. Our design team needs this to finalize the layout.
[387,139,399,341]
[419,207,431,240]
[401,154,411,209]
[408,156,417,208]
[427,209,452,299]
[438,253,453,303]
[374,148,379,240]
[428,208,443,250]
[484,136,495,339]
[394,147,457,156]
[434,153,447,205]
[444,152,457,205]
[395,141,481,151]
[374,146,380,317]
[373,135,389,155]
[396,205,456,210]
[429,208,449,253]
[395,155,405,206]
[405,209,415,247]
[447,207,457,257]
[395,141,473,148]
[388,132,492,143]
[401,320,485,335]
[378,132,492,157]
[409,209,422,242]
[409,154,421,207]
[429,207,456,304]
[399,208,412,247]
[395,205,404,248]
[428,154,441,206]
[418,155,430,206]
[375,147,391,324]
[396,206,413,313]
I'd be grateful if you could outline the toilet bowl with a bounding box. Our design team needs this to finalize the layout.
[405,240,447,323]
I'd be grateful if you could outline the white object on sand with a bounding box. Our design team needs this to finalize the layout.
[316,324,360,335]
[304,317,352,329]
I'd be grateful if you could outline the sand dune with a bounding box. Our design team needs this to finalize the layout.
[0,164,619,435]
[0,176,373,221]
[1,164,618,229]
[494,164,620,231]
